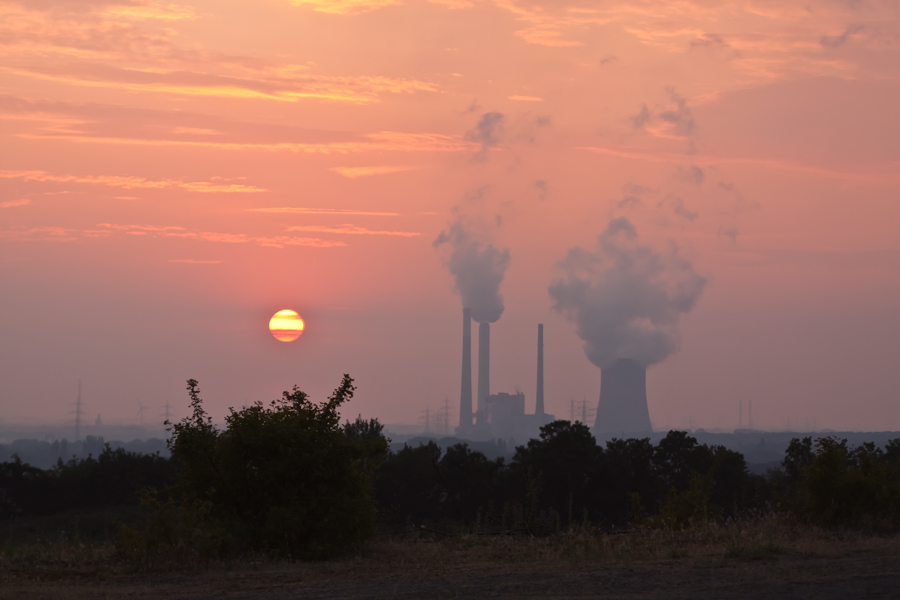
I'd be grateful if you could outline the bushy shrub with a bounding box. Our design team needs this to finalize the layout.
[166,374,388,559]
[115,490,229,570]
[790,437,900,529]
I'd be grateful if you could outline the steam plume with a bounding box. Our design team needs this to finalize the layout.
[548,218,706,368]
[434,221,510,323]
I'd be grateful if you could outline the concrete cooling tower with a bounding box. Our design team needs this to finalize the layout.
[593,358,652,434]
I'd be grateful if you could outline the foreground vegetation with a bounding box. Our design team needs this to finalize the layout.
[1,376,899,575]
[2,516,899,599]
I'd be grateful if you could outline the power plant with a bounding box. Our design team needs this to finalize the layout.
[476,322,490,425]
[451,308,654,442]
[458,308,473,429]
[456,313,554,442]
[593,358,652,434]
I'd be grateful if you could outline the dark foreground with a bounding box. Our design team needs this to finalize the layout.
[2,519,899,600]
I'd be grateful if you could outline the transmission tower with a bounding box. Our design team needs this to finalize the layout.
[420,407,431,434]
[442,396,451,435]
[73,379,84,441]
[160,400,173,424]
[578,397,595,425]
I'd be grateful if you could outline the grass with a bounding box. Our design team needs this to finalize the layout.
[0,515,898,599]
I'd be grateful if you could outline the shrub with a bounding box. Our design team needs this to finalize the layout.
[794,437,900,529]
[166,374,388,559]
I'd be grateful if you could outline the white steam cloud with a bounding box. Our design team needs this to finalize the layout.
[434,221,510,323]
[548,218,706,368]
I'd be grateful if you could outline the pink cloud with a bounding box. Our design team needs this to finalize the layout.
[0,198,31,208]
[0,169,266,192]
[287,225,421,237]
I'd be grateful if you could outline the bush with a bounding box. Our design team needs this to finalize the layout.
[166,374,388,559]
[116,490,229,570]
[792,437,900,529]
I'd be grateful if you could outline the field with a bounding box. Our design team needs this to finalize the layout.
[2,514,899,599]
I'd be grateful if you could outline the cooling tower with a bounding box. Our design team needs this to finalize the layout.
[536,324,545,416]
[476,322,490,424]
[593,358,652,433]
[459,308,473,428]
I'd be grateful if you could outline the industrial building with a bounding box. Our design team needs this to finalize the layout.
[456,312,554,443]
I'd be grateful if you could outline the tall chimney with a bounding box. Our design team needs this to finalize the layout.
[535,324,545,415]
[476,322,490,424]
[593,358,652,433]
[459,308,473,428]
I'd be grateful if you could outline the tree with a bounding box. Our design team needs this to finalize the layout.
[597,437,657,525]
[512,420,602,527]
[375,441,443,524]
[438,443,504,524]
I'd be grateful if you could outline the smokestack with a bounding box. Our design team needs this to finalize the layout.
[593,358,652,433]
[476,322,490,424]
[536,324,545,416]
[459,308,473,428]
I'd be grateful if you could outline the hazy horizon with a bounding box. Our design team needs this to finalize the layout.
[1,0,897,433]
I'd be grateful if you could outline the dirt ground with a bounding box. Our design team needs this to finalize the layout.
[2,526,899,599]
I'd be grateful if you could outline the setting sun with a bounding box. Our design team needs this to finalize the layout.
[268,309,305,343]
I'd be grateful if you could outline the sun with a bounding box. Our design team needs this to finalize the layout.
[269,309,305,342]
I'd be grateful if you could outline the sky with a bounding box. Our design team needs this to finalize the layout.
[1,0,898,434]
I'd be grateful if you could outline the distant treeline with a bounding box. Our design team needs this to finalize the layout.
[2,376,899,562]
[2,422,898,531]
[377,422,900,532]
[0,446,175,519]
[0,435,169,470]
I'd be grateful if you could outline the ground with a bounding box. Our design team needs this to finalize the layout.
[2,519,899,599]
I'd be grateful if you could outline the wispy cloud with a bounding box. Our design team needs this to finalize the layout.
[508,95,543,102]
[287,225,420,236]
[1,222,350,248]
[491,0,612,47]
[96,223,347,248]
[0,170,265,192]
[248,207,401,216]
[0,4,438,104]
[14,131,464,154]
[168,259,223,264]
[0,96,466,154]
[101,2,196,21]
[0,64,438,103]
[0,226,78,242]
[0,198,31,208]
[286,0,399,14]
[329,165,418,178]
[576,147,898,184]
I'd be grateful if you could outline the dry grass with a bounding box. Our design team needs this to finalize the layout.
[1,516,899,599]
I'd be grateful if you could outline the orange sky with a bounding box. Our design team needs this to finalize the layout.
[1,0,898,432]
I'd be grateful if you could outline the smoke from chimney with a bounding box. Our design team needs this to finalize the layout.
[434,221,511,324]
[548,217,706,369]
